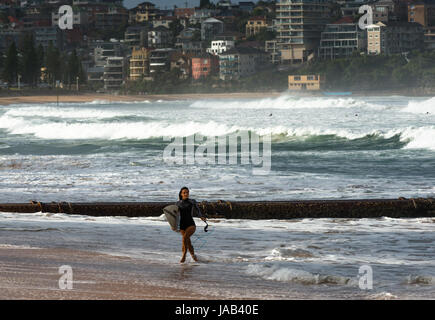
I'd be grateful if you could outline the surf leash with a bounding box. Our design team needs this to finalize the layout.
[192,221,214,250]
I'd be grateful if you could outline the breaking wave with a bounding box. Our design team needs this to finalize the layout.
[0,112,434,151]
[401,97,435,114]
[246,263,357,286]
[189,95,385,110]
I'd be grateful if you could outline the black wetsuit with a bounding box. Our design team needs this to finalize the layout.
[178,200,195,231]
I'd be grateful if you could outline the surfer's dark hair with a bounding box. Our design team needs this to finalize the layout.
[179,186,189,200]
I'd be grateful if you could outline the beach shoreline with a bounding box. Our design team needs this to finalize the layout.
[0,246,223,300]
[0,92,283,106]
[0,90,433,106]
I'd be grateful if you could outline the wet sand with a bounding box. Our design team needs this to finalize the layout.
[0,247,219,300]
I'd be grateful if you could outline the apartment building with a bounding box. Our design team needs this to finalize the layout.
[129,1,159,24]
[408,0,435,49]
[148,26,172,48]
[218,46,269,80]
[201,17,224,41]
[129,47,150,81]
[95,5,128,30]
[174,27,203,54]
[174,8,195,19]
[288,74,325,90]
[276,0,332,64]
[149,48,175,74]
[33,26,64,51]
[318,23,367,59]
[124,26,149,48]
[103,56,125,90]
[191,53,219,80]
[87,66,104,87]
[371,0,408,23]
[206,40,235,55]
[366,21,424,55]
[265,40,281,64]
[245,16,268,38]
[153,16,177,29]
[93,41,122,67]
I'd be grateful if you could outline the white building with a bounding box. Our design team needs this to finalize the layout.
[206,40,235,55]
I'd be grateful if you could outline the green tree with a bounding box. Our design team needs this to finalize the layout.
[45,42,62,86]
[20,34,40,86]
[0,50,4,71]
[1,41,19,84]
[65,49,81,88]
[247,29,276,41]
[200,0,211,9]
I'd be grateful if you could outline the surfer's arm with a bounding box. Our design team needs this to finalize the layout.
[192,199,206,220]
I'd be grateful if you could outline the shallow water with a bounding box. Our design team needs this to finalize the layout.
[0,212,434,299]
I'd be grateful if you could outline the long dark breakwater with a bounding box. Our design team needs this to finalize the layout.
[0,198,434,219]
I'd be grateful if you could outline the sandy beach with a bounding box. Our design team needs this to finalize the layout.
[0,246,220,300]
[0,92,284,106]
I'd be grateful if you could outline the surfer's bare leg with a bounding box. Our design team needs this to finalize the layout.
[185,225,197,261]
[180,229,187,263]
[180,225,197,263]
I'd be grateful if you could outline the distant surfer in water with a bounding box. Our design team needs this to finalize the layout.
[176,187,207,263]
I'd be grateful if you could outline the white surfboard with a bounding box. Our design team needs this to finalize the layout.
[163,204,179,231]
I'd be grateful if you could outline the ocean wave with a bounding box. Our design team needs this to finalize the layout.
[0,118,238,140]
[84,99,151,105]
[3,106,139,120]
[0,227,60,232]
[1,110,434,151]
[367,292,399,300]
[399,126,435,151]
[265,247,315,261]
[405,275,435,285]
[401,97,435,114]
[189,95,385,110]
[246,264,357,286]
[0,243,41,249]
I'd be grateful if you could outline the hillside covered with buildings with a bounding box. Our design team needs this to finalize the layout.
[0,0,434,93]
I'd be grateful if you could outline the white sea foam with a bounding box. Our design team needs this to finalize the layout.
[0,243,40,249]
[189,95,384,110]
[0,117,238,140]
[245,264,357,286]
[402,97,435,114]
[1,111,433,151]
[405,275,435,285]
[399,126,435,151]
[367,292,399,300]
[3,106,126,119]
[265,247,316,261]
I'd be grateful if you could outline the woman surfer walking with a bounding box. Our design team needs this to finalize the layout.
[176,187,207,263]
